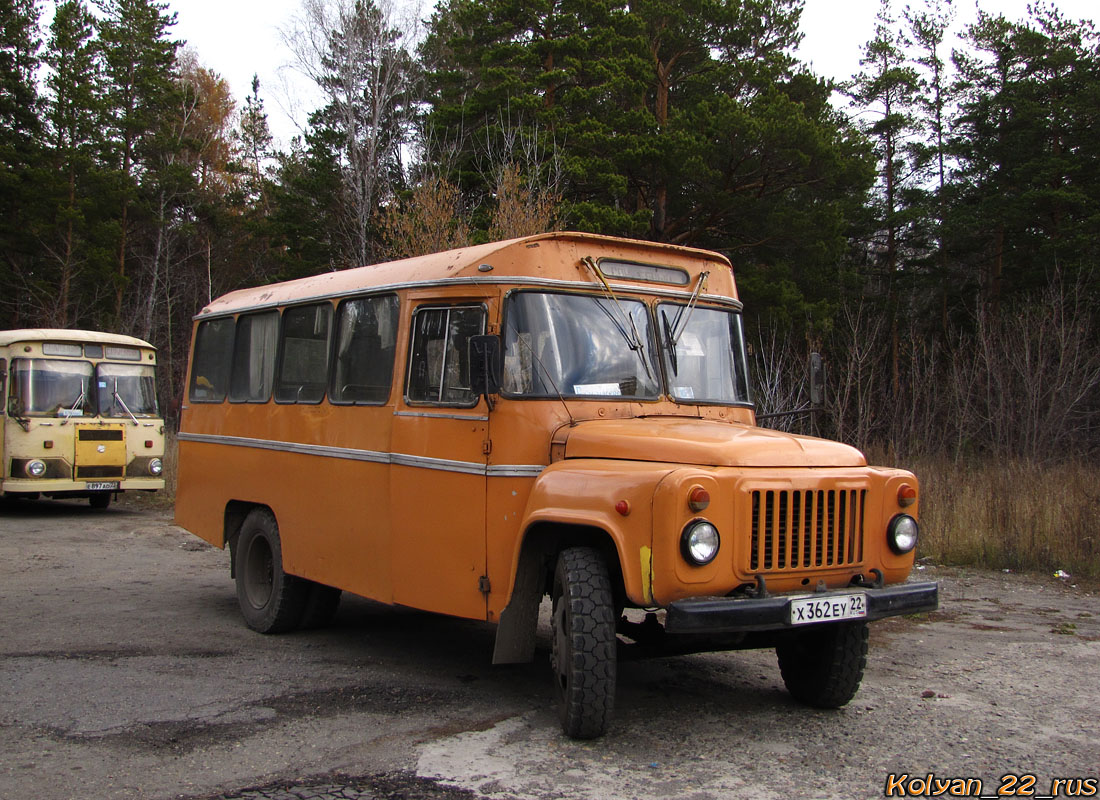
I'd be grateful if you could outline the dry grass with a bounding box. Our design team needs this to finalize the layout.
[910,457,1100,578]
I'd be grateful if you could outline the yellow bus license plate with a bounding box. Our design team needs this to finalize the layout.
[789,593,867,625]
[87,482,120,491]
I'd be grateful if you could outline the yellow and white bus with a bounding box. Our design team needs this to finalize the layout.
[1,329,166,508]
[175,232,937,738]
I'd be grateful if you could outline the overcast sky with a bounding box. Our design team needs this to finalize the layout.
[163,0,1097,145]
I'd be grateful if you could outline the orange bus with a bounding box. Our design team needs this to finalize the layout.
[175,232,937,738]
[1,328,165,508]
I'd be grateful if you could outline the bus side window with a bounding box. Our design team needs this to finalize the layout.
[331,294,399,405]
[1,359,6,413]
[230,311,279,403]
[189,318,236,403]
[406,305,485,406]
[275,303,333,404]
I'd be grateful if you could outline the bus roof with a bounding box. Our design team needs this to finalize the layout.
[197,232,735,319]
[0,328,155,349]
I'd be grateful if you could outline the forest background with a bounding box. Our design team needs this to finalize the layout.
[2,0,1098,575]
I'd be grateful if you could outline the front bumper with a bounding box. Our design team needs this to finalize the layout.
[665,580,939,635]
[1,478,165,495]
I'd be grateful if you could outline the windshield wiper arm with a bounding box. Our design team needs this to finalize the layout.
[662,310,679,375]
[668,270,710,347]
[112,381,139,425]
[59,388,85,426]
[583,257,647,353]
[582,256,654,382]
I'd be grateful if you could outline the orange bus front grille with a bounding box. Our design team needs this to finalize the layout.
[749,489,866,572]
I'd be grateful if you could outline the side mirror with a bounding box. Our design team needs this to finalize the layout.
[469,334,502,405]
[809,352,826,408]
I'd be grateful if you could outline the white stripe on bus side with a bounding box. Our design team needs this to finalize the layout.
[176,432,545,478]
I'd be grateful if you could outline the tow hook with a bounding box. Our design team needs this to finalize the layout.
[850,568,885,590]
[752,574,769,598]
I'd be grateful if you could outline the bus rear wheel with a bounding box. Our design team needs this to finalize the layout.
[235,508,307,634]
[550,546,617,739]
[776,621,868,708]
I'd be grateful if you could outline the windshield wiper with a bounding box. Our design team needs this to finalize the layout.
[666,270,710,347]
[582,256,654,382]
[59,388,86,426]
[662,309,679,375]
[112,380,140,425]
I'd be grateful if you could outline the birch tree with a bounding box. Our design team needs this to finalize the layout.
[283,0,420,267]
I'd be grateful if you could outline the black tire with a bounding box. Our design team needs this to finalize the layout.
[234,507,308,633]
[300,582,342,629]
[776,621,868,708]
[550,546,617,739]
[89,493,111,510]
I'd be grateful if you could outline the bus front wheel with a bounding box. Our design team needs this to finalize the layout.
[235,508,308,634]
[550,546,617,739]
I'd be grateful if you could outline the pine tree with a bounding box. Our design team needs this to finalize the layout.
[950,6,1100,310]
[420,0,872,305]
[0,0,44,326]
[95,0,181,325]
[848,0,923,395]
[42,0,106,326]
[238,74,274,210]
[903,0,956,331]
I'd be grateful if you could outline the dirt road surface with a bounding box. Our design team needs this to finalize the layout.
[1,497,1098,800]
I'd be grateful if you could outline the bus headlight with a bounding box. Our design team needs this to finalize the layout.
[681,520,720,566]
[26,459,47,478]
[148,458,163,476]
[887,514,919,554]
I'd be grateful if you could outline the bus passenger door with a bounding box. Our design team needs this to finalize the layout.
[389,302,491,619]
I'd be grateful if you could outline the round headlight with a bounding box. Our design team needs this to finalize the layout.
[148,458,163,476]
[888,514,919,554]
[681,520,721,566]
[26,459,47,478]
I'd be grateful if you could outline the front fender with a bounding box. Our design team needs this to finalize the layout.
[514,459,676,607]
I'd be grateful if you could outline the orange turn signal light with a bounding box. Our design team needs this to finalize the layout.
[688,486,710,512]
[898,484,917,508]
[615,500,630,516]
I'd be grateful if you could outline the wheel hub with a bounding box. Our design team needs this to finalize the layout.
[242,536,274,609]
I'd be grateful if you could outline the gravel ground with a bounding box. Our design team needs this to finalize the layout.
[1,496,1097,800]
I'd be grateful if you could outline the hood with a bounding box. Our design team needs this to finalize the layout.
[562,417,866,468]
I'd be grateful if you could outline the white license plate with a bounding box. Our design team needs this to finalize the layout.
[86,482,119,491]
[789,593,867,625]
